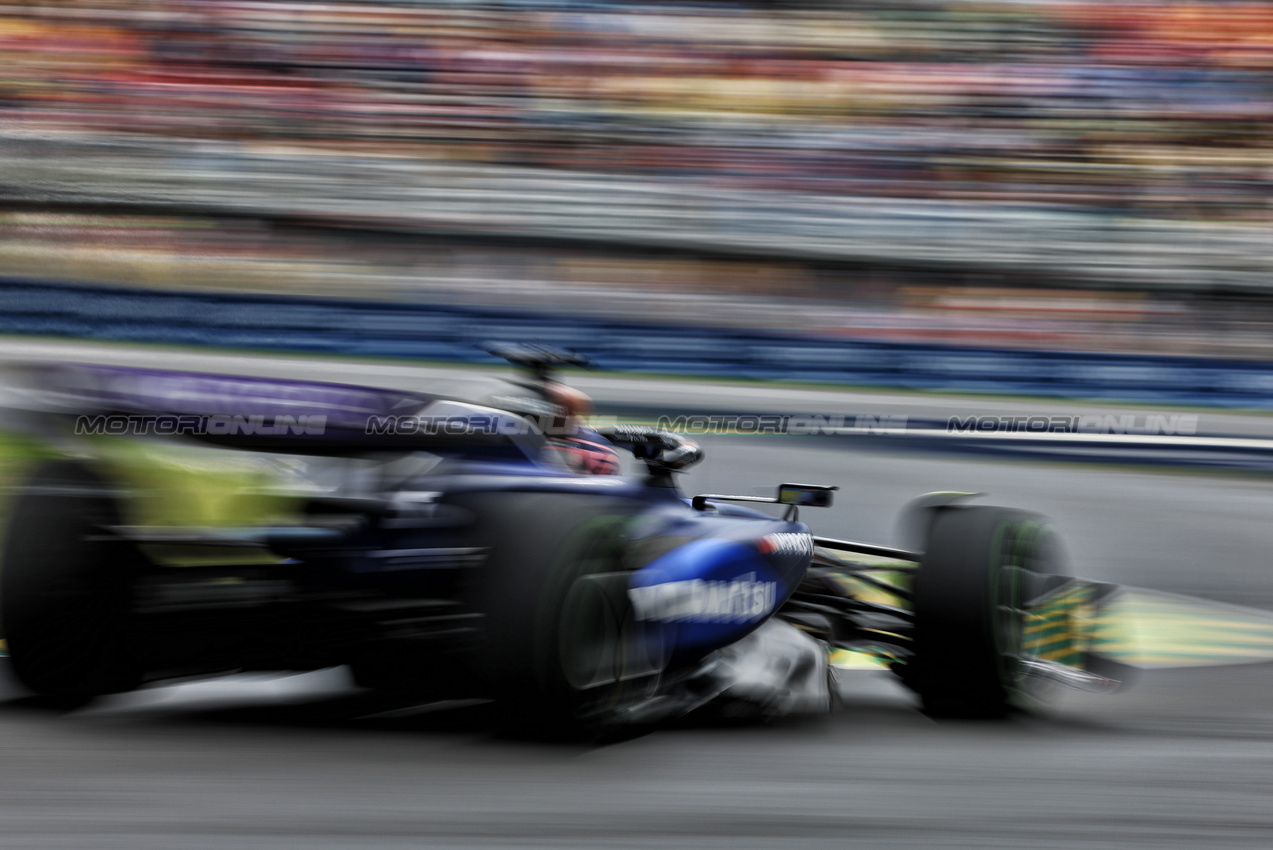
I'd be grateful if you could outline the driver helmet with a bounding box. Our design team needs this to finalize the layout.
[542,381,620,475]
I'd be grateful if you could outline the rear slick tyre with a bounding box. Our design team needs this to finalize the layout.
[466,493,656,740]
[1,460,142,702]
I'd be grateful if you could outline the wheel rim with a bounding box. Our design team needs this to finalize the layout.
[995,561,1027,688]
[993,521,1056,702]
[559,575,622,690]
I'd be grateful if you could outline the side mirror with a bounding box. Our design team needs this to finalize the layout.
[691,483,838,519]
[777,483,837,509]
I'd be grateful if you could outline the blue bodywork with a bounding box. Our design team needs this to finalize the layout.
[384,465,813,661]
[20,363,817,666]
[623,507,811,658]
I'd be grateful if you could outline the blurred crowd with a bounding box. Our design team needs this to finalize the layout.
[3,0,1273,221]
[8,210,1272,360]
[5,0,1273,361]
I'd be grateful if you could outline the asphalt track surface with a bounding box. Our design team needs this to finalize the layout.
[1,340,1273,848]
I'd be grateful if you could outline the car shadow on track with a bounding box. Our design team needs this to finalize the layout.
[0,660,1141,745]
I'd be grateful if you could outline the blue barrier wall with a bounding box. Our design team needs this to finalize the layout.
[3,278,1272,408]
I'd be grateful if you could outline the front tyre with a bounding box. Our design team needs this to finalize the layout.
[906,506,1067,719]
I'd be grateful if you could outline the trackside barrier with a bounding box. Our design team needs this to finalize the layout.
[2,278,1273,409]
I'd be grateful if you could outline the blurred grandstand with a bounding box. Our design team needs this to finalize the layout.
[2,0,1273,358]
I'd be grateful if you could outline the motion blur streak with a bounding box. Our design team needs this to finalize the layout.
[1093,589,1273,668]
[0,344,1269,846]
[2,0,1273,844]
[5,1,1273,358]
[5,0,1272,219]
[5,379,1273,848]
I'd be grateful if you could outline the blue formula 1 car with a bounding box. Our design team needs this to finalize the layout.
[0,347,1119,735]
